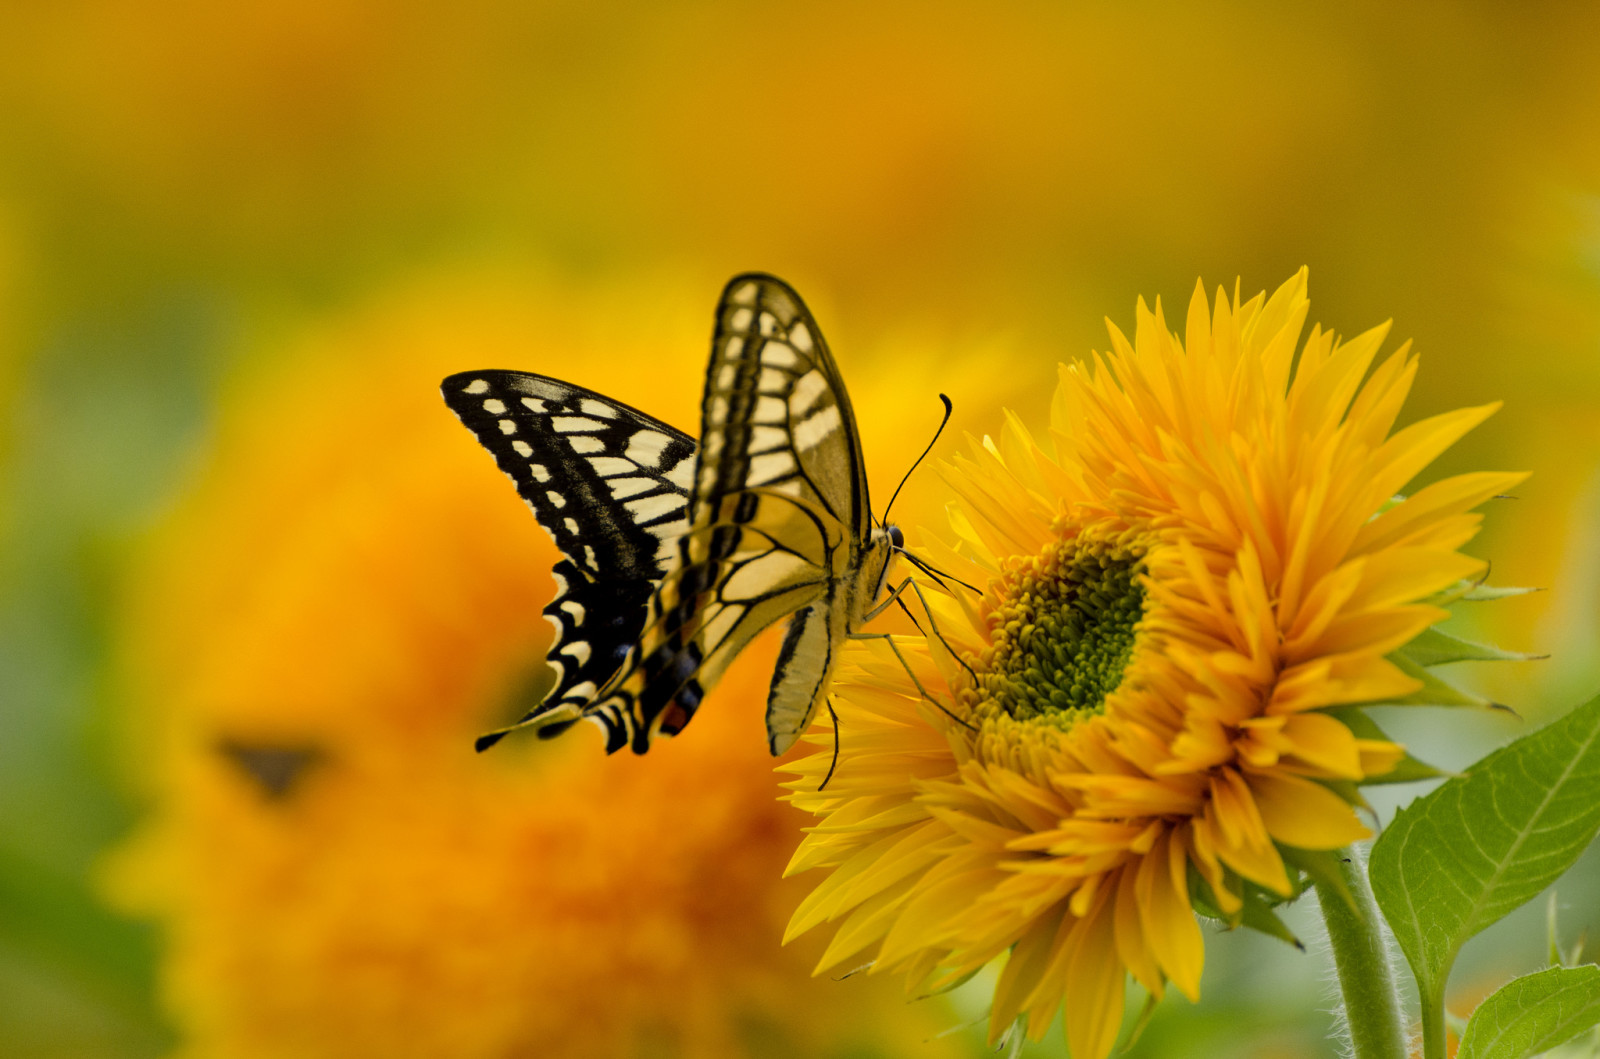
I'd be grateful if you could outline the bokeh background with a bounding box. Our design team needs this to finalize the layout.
[3,2,1599,1057]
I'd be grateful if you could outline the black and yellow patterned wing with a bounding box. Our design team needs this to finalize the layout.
[586,275,887,755]
[441,371,696,746]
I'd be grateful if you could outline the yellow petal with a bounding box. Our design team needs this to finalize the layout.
[1246,770,1371,849]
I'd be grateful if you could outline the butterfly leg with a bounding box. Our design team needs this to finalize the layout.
[866,577,980,688]
[861,575,917,623]
[818,696,842,792]
[846,630,976,732]
[899,577,981,687]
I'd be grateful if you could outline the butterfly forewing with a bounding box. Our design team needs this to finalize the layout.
[441,371,696,743]
[696,276,872,539]
[592,275,880,752]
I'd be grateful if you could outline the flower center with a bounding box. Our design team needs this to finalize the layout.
[973,532,1149,729]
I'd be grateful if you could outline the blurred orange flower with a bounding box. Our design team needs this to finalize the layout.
[101,271,1005,1058]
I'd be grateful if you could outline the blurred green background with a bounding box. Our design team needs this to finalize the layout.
[3,2,1599,1056]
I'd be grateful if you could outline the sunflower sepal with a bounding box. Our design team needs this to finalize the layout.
[1398,626,1547,668]
[1279,846,1361,919]
[1326,707,1458,786]
[910,961,987,1000]
[1432,577,1541,606]
[1188,866,1305,950]
[1386,654,1496,709]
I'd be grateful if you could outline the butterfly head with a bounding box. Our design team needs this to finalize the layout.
[864,522,904,605]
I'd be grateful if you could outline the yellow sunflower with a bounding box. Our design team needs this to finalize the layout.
[782,269,1526,1059]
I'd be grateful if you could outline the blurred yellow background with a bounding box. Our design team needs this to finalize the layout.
[2,2,1597,1056]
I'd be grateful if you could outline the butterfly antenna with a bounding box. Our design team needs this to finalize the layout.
[880,394,954,528]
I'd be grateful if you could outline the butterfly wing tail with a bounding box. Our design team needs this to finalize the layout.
[474,704,584,752]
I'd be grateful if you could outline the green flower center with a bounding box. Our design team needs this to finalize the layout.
[973,534,1148,730]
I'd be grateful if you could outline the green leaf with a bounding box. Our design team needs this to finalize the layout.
[1399,627,1546,668]
[1370,692,1600,1007]
[1457,965,1600,1059]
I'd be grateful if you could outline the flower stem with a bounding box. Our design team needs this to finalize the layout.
[1316,845,1408,1059]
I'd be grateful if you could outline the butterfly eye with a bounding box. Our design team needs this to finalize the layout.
[888,525,904,549]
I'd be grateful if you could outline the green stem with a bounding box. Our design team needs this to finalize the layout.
[1316,845,1409,1059]
[1420,988,1447,1059]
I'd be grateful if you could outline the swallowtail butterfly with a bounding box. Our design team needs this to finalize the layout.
[443,274,903,756]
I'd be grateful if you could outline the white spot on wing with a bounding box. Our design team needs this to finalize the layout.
[579,399,618,419]
[624,493,684,523]
[762,344,798,369]
[498,419,517,435]
[648,515,687,539]
[560,640,593,667]
[482,398,507,414]
[567,436,604,454]
[758,366,788,393]
[520,396,547,412]
[788,322,814,353]
[584,544,599,571]
[748,450,797,485]
[530,464,550,482]
[553,416,605,433]
[587,456,636,477]
[792,404,842,451]
[625,430,671,468]
[758,311,778,336]
[563,517,580,534]
[755,395,787,423]
[729,283,758,306]
[721,550,816,601]
[607,476,656,499]
[665,457,694,492]
[560,599,586,624]
[790,370,829,416]
[546,490,567,509]
[750,425,786,453]
[464,379,490,395]
[568,680,597,700]
[730,307,754,329]
[724,336,744,360]
[512,440,533,457]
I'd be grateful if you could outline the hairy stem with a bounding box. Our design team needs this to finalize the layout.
[1317,845,1409,1059]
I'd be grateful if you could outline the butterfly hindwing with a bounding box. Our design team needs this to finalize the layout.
[441,371,696,743]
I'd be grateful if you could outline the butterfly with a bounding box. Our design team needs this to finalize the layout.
[442,273,911,757]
